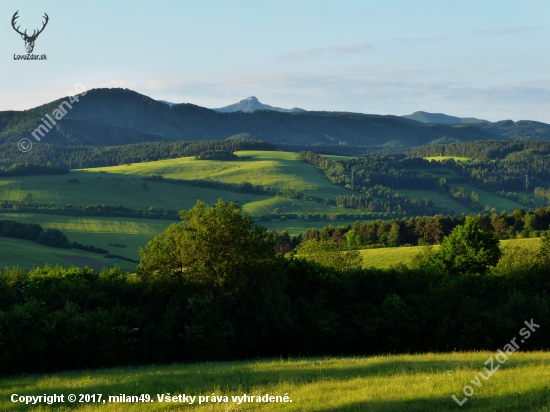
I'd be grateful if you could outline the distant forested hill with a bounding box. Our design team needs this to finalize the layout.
[1,88,549,148]
[402,111,488,124]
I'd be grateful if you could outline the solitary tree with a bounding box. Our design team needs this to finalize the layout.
[137,200,280,294]
[428,216,501,275]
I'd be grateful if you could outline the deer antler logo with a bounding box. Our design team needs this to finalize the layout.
[11,11,49,54]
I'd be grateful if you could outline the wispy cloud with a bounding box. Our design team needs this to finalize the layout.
[276,43,375,62]
[276,34,446,62]
[143,79,181,91]
[474,26,539,35]
[393,34,447,43]
[421,34,446,42]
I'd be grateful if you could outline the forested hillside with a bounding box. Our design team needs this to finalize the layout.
[2,88,548,148]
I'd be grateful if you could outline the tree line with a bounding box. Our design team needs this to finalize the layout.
[276,206,550,251]
[0,163,68,177]
[408,139,550,160]
[299,151,438,190]
[0,200,181,220]
[0,139,276,169]
[0,219,70,248]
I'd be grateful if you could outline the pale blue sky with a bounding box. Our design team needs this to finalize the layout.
[1,0,549,122]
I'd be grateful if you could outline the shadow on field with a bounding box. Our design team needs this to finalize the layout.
[5,357,548,386]
[2,357,549,411]
[313,387,550,412]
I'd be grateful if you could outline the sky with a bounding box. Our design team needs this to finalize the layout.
[1,0,549,122]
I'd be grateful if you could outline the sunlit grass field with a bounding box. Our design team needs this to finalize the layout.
[360,237,540,269]
[1,352,549,411]
[242,197,344,216]
[79,151,353,199]
[0,151,356,226]
[0,172,267,211]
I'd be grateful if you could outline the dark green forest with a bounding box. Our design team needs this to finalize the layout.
[300,147,550,196]
[0,139,275,169]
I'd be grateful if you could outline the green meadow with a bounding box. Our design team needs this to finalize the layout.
[0,237,136,272]
[0,150,533,222]
[0,152,355,226]
[1,352,549,411]
[79,151,353,199]
[0,213,171,262]
[360,237,540,269]
[0,171,267,211]
[242,197,345,216]
[424,156,471,162]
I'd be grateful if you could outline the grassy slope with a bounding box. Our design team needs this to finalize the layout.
[79,151,353,199]
[0,237,136,271]
[0,172,267,211]
[360,238,540,269]
[0,213,172,261]
[1,352,549,411]
[242,197,344,216]
[0,151,353,223]
[0,151,530,218]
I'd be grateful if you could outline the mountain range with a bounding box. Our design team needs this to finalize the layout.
[1,88,549,148]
